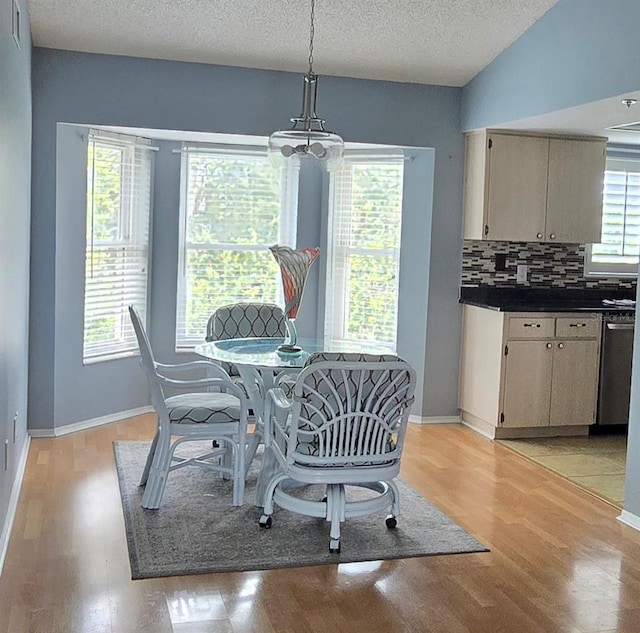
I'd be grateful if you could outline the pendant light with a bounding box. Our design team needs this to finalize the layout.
[268,0,344,170]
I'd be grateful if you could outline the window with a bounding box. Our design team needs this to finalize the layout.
[324,151,405,348]
[176,145,298,348]
[586,157,640,276]
[83,131,153,362]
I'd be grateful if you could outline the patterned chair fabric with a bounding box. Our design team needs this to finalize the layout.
[205,302,287,379]
[259,352,416,552]
[166,393,241,424]
[205,303,287,342]
[128,305,251,510]
[292,352,409,464]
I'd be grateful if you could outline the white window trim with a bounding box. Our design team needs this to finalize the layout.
[83,130,154,363]
[584,244,639,277]
[324,149,405,349]
[585,156,640,278]
[175,143,298,350]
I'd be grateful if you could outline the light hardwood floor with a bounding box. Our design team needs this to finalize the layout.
[1,415,640,633]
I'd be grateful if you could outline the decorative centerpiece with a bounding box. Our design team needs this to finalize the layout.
[270,245,320,355]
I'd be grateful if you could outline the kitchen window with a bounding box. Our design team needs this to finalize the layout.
[175,144,298,349]
[585,157,640,277]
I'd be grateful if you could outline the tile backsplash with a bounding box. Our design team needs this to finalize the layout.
[462,241,636,290]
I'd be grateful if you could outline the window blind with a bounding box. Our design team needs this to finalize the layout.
[586,157,640,276]
[83,131,153,362]
[324,151,405,348]
[176,144,298,348]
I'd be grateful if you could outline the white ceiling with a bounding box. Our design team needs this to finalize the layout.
[28,0,561,87]
[30,0,640,144]
[499,90,640,145]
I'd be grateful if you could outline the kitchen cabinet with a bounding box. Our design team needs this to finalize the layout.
[462,130,606,243]
[458,306,601,439]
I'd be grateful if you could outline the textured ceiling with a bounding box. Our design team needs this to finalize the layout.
[28,0,560,87]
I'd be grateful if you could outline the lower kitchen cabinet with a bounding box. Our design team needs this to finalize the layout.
[459,306,601,439]
[502,340,552,429]
[502,338,600,429]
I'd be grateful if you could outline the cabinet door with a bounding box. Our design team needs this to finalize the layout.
[549,339,599,426]
[502,340,553,428]
[546,138,606,243]
[486,134,549,242]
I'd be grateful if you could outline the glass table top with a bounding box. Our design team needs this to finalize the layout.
[195,337,394,369]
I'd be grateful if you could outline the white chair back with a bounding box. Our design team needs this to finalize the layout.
[259,352,417,551]
[286,352,416,468]
[128,305,169,425]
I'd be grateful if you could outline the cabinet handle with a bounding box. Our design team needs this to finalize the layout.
[536,232,543,239]
[558,343,564,349]
[549,233,556,239]
[568,323,586,328]
[607,323,634,330]
[523,323,541,328]
[546,343,552,349]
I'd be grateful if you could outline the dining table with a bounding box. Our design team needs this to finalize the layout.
[194,336,394,505]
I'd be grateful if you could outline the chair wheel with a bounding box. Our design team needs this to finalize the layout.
[259,515,272,529]
[329,539,340,554]
[385,515,397,529]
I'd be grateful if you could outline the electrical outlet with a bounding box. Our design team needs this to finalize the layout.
[495,253,507,271]
[517,264,528,283]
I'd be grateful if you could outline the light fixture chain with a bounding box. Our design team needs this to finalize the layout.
[267,0,344,167]
[308,0,315,74]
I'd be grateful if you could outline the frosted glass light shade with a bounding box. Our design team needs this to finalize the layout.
[268,129,344,170]
[268,72,344,171]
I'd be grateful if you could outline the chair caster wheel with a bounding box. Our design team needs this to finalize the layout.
[385,515,397,529]
[329,539,340,553]
[259,515,272,529]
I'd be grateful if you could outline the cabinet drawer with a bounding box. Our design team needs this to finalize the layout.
[555,316,600,338]
[507,317,555,338]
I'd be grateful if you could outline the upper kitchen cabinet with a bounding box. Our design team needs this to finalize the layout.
[462,130,606,243]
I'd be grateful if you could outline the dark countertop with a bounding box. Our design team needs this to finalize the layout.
[460,286,636,313]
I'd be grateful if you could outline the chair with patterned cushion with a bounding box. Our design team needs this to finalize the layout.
[129,305,251,509]
[258,352,416,553]
[205,302,288,463]
[205,302,287,343]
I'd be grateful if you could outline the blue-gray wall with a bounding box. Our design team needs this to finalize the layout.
[0,0,31,548]
[462,0,640,527]
[29,48,464,430]
[462,0,640,131]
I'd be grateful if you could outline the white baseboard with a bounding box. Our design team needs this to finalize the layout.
[460,419,495,440]
[0,435,31,576]
[618,510,640,532]
[28,406,154,438]
[409,415,461,425]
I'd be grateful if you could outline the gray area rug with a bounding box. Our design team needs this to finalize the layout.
[114,441,488,579]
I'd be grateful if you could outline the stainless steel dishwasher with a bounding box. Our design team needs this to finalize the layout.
[597,310,635,427]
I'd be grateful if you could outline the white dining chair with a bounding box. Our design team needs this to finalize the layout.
[205,302,289,467]
[258,352,416,553]
[129,305,251,509]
